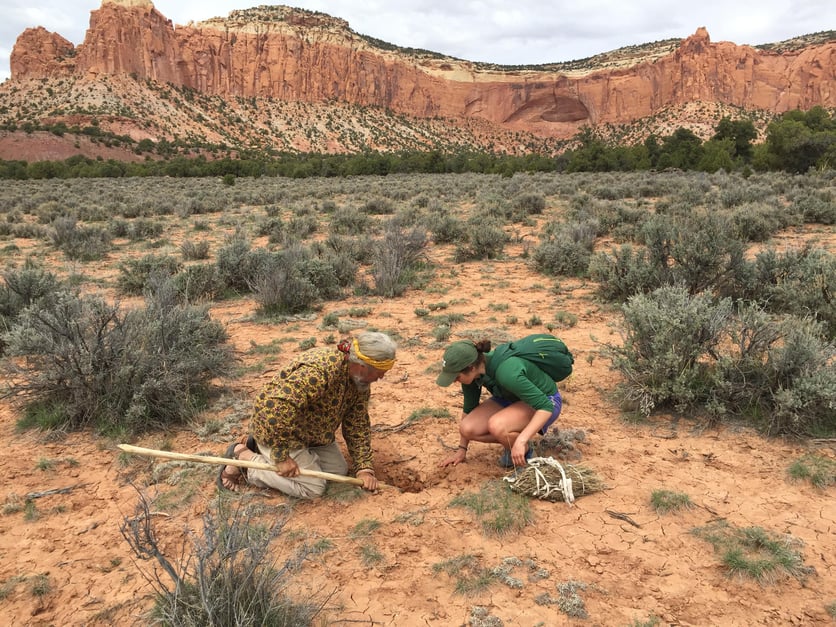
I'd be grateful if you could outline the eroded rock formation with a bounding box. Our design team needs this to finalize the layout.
[9,1,836,139]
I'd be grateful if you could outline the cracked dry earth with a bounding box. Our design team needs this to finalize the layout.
[0,187,834,626]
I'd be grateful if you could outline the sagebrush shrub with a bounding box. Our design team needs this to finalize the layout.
[588,244,660,301]
[728,201,792,242]
[513,193,546,215]
[0,260,62,354]
[172,263,226,303]
[117,254,182,295]
[252,245,344,315]
[533,220,598,277]
[313,239,361,286]
[123,498,319,626]
[739,245,836,339]
[126,218,164,241]
[215,233,271,294]
[372,217,428,297]
[609,286,730,416]
[663,213,746,295]
[2,281,232,434]
[425,210,465,244]
[606,287,836,436]
[49,216,111,261]
[454,216,507,262]
[286,213,318,240]
[593,212,747,301]
[792,190,836,225]
[362,198,395,215]
[330,206,373,235]
[180,239,211,261]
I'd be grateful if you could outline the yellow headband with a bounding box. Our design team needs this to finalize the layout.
[353,337,395,371]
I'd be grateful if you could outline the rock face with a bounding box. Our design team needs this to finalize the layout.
[9,1,836,140]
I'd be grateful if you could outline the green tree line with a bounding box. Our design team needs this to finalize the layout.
[0,107,833,180]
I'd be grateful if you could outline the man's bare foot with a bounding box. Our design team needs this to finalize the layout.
[218,442,250,491]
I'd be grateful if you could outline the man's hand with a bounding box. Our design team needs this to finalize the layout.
[274,458,300,478]
[356,468,378,492]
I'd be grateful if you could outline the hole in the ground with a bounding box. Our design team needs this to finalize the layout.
[380,466,426,493]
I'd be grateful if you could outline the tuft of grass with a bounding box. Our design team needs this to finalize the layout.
[150,463,214,512]
[549,311,578,329]
[650,489,694,514]
[308,538,334,555]
[449,479,532,537]
[691,520,811,584]
[431,324,451,342]
[359,544,384,567]
[393,507,428,526]
[323,482,365,502]
[16,401,68,431]
[787,454,836,489]
[2,494,23,516]
[23,500,38,522]
[627,616,661,627]
[247,337,291,356]
[350,518,381,539]
[825,600,836,619]
[297,337,316,351]
[30,573,51,598]
[432,555,498,596]
[0,575,25,600]
[35,458,55,471]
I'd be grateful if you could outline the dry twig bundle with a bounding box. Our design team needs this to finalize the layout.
[504,457,606,505]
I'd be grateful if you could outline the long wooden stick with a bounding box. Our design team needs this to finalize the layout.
[118,444,389,489]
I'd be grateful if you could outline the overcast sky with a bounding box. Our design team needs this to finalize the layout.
[2,0,834,82]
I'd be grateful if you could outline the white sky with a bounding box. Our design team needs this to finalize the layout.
[2,0,834,82]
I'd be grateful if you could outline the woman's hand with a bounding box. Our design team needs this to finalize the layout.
[511,439,529,467]
[439,447,467,467]
[356,468,379,492]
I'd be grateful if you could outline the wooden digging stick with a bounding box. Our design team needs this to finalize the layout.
[117,444,393,489]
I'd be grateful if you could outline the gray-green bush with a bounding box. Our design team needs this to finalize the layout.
[372,217,428,297]
[533,220,598,277]
[0,260,62,355]
[454,216,507,262]
[2,280,232,435]
[122,496,319,625]
[117,254,182,296]
[215,233,271,294]
[591,212,746,300]
[49,216,111,261]
[606,286,836,436]
[252,245,344,315]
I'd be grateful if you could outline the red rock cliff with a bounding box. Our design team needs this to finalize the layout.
[9,1,836,139]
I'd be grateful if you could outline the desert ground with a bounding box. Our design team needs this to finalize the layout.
[0,171,833,626]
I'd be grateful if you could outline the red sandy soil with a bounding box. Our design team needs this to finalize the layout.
[0,210,833,627]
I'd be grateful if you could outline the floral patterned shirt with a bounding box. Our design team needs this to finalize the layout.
[250,346,373,471]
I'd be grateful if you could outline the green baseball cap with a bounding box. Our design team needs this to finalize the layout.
[436,340,478,387]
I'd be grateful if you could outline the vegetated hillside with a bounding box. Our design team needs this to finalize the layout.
[0,170,833,624]
[0,74,781,164]
[1,1,834,161]
[0,74,569,161]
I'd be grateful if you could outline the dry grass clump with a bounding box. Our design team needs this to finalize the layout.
[504,457,606,502]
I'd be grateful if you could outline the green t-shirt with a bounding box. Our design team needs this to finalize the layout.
[461,352,558,414]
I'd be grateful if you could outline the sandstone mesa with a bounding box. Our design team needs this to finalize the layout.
[8,0,836,143]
